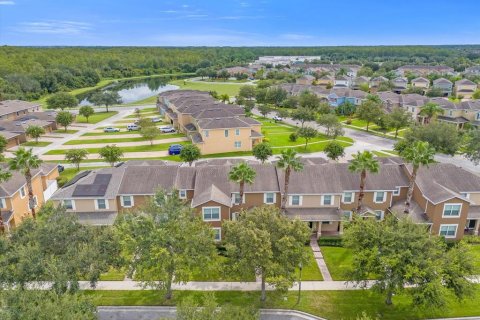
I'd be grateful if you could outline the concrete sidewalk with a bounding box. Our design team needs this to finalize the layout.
[40,150,169,161]
[53,137,187,149]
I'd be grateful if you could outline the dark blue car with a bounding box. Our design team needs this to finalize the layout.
[168,144,183,155]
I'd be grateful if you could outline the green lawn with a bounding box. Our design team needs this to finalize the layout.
[76,111,118,124]
[470,245,480,274]
[298,246,323,281]
[321,246,354,281]
[350,119,369,127]
[169,79,246,96]
[125,111,159,118]
[82,130,142,136]
[372,151,393,158]
[64,133,185,145]
[99,268,126,281]
[189,256,255,282]
[45,141,191,155]
[53,129,79,134]
[21,141,52,147]
[86,285,480,320]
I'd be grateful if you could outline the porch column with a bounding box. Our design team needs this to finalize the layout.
[339,221,344,235]
[475,220,479,236]
[316,222,322,239]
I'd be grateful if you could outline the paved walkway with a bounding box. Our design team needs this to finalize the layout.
[310,237,332,281]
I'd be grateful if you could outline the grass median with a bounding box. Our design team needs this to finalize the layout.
[76,111,118,124]
[45,141,191,155]
[64,133,185,145]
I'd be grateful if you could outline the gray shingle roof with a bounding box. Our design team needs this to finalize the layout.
[0,100,40,117]
[286,208,342,221]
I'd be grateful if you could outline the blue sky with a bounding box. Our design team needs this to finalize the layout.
[0,0,479,46]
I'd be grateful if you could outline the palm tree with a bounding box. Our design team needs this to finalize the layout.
[419,102,443,124]
[276,149,304,210]
[228,162,256,205]
[401,141,435,213]
[8,148,42,219]
[220,94,230,103]
[348,151,380,213]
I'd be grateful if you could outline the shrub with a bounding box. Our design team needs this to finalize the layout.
[289,132,298,142]
[345,118,352,125]
[318,236,343,247]
[463,235,480,244]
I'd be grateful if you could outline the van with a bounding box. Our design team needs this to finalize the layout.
[127,124,140,131]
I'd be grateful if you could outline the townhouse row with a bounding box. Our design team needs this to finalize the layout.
[50,158,480,241]
[157,90,263,155]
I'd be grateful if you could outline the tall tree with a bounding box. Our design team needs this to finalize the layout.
[228,162,256,203]
[356,94,384,131]
[238,85,256,100]
[90,91,122,112]
[224,206,310,301]
[343,215,474,306]
[78,105,95,123]
[299,90,320,110]
[115,190,217,299]
[463,129,480,165]
[8,147,42,218]
[324,141,345,162]
[55,111,75,132]
[64,149,88,171]
[179,144,201,166]
[257,104,271,118]
[404,122,461,156]
[140,126,161,146]
[265,87,288,108]
[292,107,315,128]
[348,151,380,213]
[388,107,411,138]
[317,113,341,137]
[400,141,435,213]
[99,145,123,167]
[276,149,304,209]
[46,92,78,110]
[419,102,443,124]
[25,125,45,144]
[297,126,317,149]
[252,142,272,164]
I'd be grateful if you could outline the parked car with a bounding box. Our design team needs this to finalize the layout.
[104,127,120,133]
[272,115,283,122]
[57,164,65,173]
[127,124,140,131]
[151,117,162,123]
[168,144,183,155]
[160,126,176,133]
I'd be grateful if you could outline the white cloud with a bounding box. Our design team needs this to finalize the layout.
[16,20,92,35]
[0,1,15,4]
[279,33,314,40]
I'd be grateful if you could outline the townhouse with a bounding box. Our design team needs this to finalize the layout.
[0,100,41,121]
[351,76,370,90]
[464,66,480,76]
[157,90,263,155]
[432,78,453,96]
[392,77,408,93]
[395,65,455,77]
[277,84,366,107]
[296,75,315,85]
[369,76,389,90]
[454,79,478,99]
[411,77,430,90]
[0,163,59,231]
[50,158,480,240]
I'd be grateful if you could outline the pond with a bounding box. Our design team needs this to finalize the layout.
[77,76,180,105]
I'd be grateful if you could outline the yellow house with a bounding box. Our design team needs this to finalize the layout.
[455,79,478,99]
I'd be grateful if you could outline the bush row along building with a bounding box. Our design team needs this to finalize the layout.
[0,100,58,149]
[50,158,480,241]
[157,90,263,155]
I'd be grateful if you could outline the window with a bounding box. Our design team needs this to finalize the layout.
[448,110,453,116]
[232,193,242,205]
[290,195,301,206]
[342,192,354,204]
[343,211,352,221]
[374,191,386,203]
[0,198,6,209]
[63,199,75,210]
[96,199,108,210]
[439,224,457,238]
[264,192,275,204]
[374,210,384,221]
[460,193,470,199]
[19,186,26,198]
[224,130,229,137]
[443,204,461,217]
[203,130,209,138]
[321,195,332,205]
[393,187,400,196]
[322,221,331,225]
[235,128,240,136]
[202,207,220,221]
[213,228,221,241]
[477,112,480,120]
[234,141,242,148]
[121,196,133,208]
[179,190,187,199]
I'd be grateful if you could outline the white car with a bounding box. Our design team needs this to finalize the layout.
[104,127,120,133]
[160,126,176,133]
[273,115,283,121]
[127,124,140,131]
[151,117,162,123]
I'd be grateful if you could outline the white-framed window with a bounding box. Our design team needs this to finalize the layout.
[231,193,243,205]
[264,192,276,204]
[224,130,229,137]
[203,130,209,138]
[202,207,221,221]
[63,199,75,210]
[234,141,242,148]
[374,210,384,221]
[213,227,221,241]
[179,189,187,199]
[443,204,462,217]
[0,198,6,209]
[477,112,480,120]
[231,212,239,221]
[374,191,386,203]
[121,195,134,208]
[342,192,354,204]
[439,224,458,238]
[460,193,470,199]
[235,128,240,136]
[321,195,333,206]
[290,195,302,206]
[343,211,352,221]
[95,199,109,210]
[393,187,400,196]
[28,195,38,210]
[19,186,26,198]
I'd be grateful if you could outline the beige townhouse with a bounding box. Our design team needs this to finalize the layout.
[0,100,41,121]
[411,77,430,90]
[455,79,478,99]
